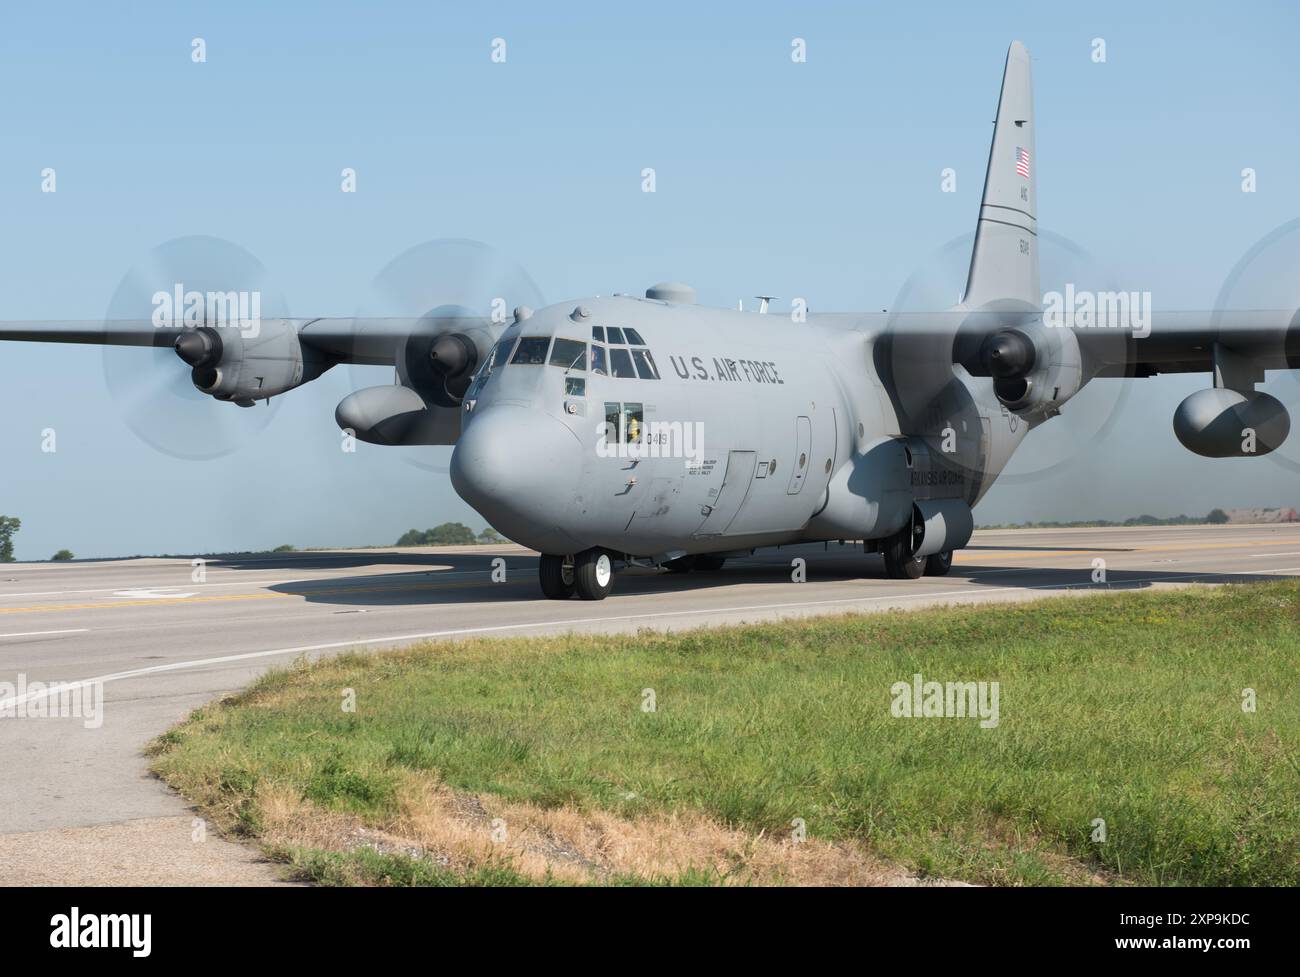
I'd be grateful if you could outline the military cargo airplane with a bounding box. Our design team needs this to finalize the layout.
[4,42,1298,599]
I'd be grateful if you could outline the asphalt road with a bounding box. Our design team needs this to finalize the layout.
[3,523,1299,884]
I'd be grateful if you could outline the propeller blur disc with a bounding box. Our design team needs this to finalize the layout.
[886,228,1133,486]
[1212,217,1300,473]
[101,236,288,461]
[350,238,543,473]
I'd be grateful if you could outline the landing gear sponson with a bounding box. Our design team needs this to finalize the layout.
[877,498,970,579]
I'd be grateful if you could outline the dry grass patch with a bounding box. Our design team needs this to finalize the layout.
[250,774,947,886]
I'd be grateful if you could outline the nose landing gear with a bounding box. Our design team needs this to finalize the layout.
[538,554,576,599]
[539,549,614,600]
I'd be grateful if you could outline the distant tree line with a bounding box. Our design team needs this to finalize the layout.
[396,522,504,546]
[980,509,1231,530]
[0,516,19,562]
[1,514,77,562]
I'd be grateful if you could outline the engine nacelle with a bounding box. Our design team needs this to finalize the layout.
[980,324,1082,416]
[398,327,495,407]
[174,322,330,406]
[1173,388,1290,458]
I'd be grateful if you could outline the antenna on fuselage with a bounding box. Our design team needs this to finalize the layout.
[755,296,775,314]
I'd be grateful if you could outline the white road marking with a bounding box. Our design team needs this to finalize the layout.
[4,565,1298,712]
[111,590,197,599]
[0,628,90,639]
[0,570,495,600]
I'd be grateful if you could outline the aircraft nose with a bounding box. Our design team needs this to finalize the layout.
[450,406,584,549]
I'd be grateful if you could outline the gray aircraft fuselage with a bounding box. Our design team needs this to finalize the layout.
[450,295,1026,561]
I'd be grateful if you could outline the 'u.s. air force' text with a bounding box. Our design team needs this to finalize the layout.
[668,355,784,384]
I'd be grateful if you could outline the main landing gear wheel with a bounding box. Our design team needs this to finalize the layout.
[539,554,575,599]
[574,548,614,600]
[693,555,727,572]
[882,529,926,580]
[924,550,954,576]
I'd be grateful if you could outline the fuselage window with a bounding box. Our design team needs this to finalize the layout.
[603,401,620,445]
[630,349,659,380]
[621,402,643,443]
[609,347,635,378]
[605,326,626,345]
[510,336,551,365]
[590,344,608,375]
[591,325,606,343]
[550,337,587,371]
[623,327,646,346]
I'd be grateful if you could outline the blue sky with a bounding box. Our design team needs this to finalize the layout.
[2,1,1299,558]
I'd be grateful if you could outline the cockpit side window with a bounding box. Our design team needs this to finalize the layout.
[549,337,587,371]
[485,338,512,375]
[510,336,551,365]
[591,325,606,343]
[467,337,512,397]
[631,348,659,380]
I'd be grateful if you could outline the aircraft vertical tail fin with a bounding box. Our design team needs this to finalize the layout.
[963,41,1038,310]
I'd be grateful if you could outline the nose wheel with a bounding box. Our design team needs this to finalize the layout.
[539,549,614,600]
[574,548,614,600]
[538,554,576,599]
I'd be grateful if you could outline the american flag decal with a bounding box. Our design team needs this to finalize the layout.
[1014,146,1030,179]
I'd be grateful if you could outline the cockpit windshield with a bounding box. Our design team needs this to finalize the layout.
[510,336,551,365]
[549,338,587,371]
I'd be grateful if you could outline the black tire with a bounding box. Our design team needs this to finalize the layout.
[538,554,575,599]
[924,550,954,576]
[662,555,696,574]
[693,555,727,572]
[882,531,925,580]
[574,548,614,600]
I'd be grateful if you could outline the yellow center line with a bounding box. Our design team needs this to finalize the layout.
[0,578,530,615]
[956,537,1300,562]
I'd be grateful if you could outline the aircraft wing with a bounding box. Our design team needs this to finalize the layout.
[861,309,1300,377]
[0,316,494,366]
[1079,310,1300,377]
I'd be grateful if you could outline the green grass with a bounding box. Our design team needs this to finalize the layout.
[151,582,1300,886]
